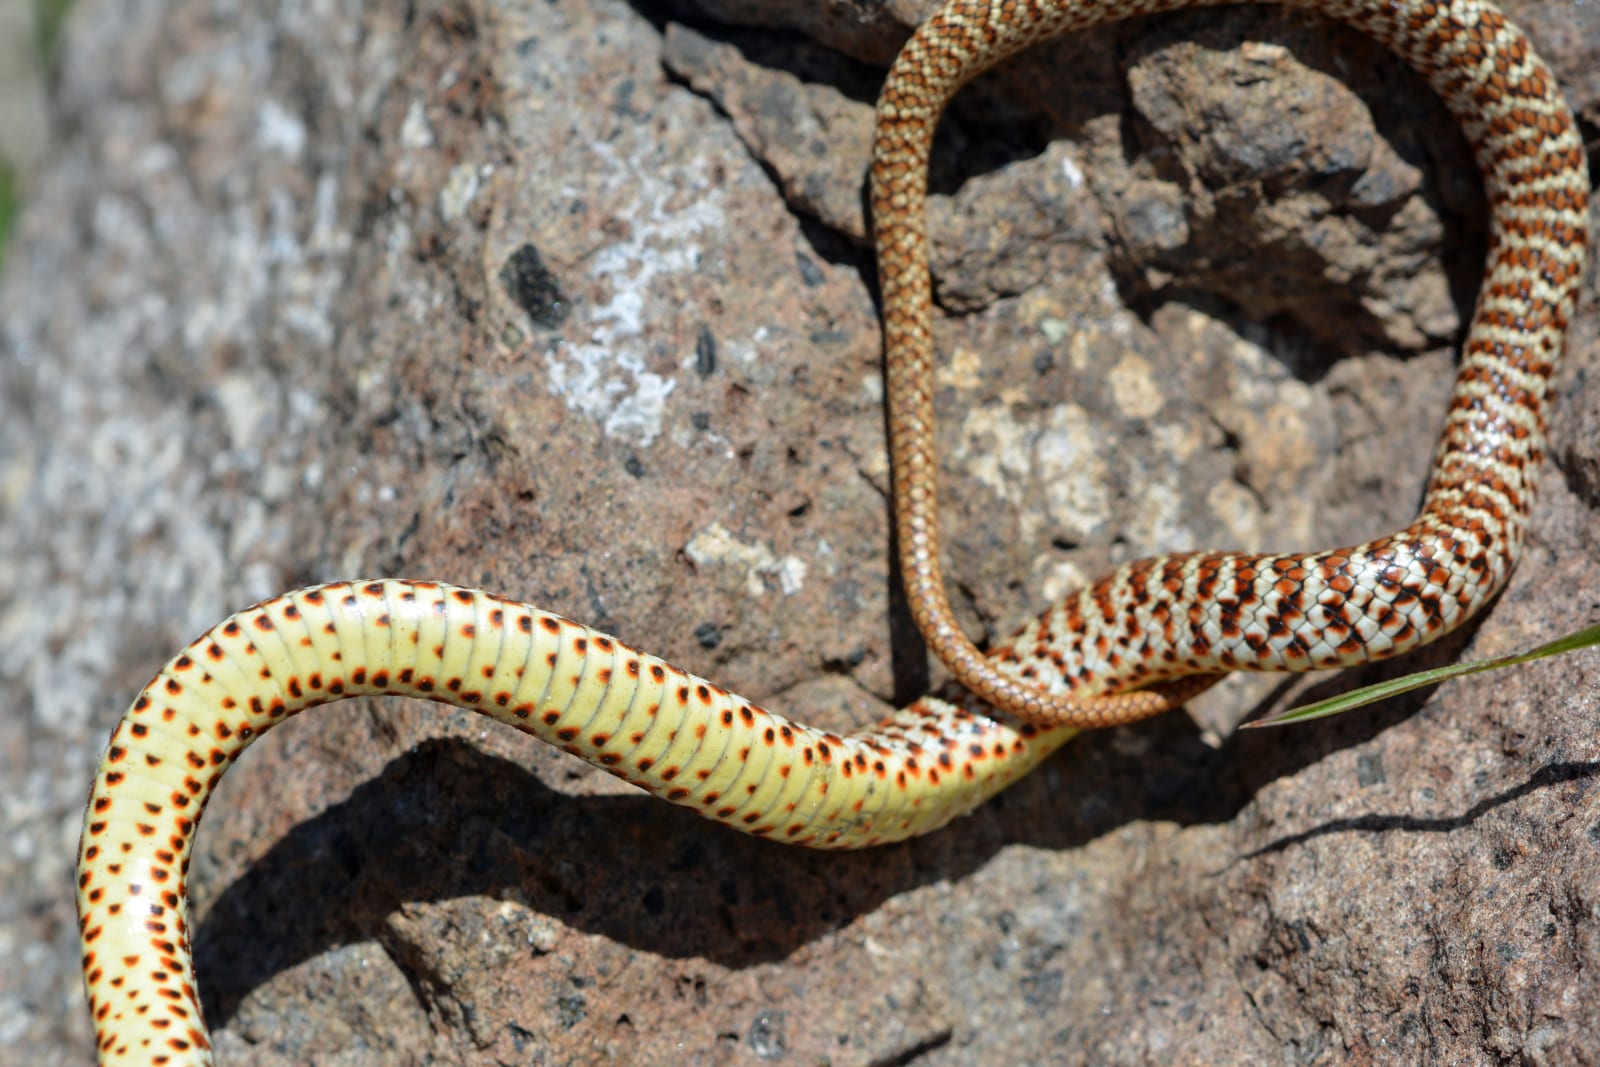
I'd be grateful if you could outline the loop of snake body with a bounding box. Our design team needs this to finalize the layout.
[77,1,1588,1063]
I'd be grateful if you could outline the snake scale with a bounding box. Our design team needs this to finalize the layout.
[77,0,1587,1063]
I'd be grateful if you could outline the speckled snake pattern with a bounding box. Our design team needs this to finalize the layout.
[78,1,1587,1063]
[880,0,1589,725]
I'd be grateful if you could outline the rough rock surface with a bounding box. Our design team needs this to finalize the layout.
[3,0,1599,1063]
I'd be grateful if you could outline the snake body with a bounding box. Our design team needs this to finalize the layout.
[881,0,1590,725]
[78,1,1587,1063]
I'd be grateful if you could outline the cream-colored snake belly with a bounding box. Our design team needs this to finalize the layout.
[77,1,1589,1063]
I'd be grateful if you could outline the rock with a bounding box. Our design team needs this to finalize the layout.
[3,0,1597,1063]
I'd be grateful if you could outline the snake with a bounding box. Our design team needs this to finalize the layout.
[76,1,1587,1064]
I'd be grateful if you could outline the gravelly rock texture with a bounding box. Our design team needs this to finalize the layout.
[3,0,1598,1063]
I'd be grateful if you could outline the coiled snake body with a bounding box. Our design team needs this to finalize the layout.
[77,1,1588,1063]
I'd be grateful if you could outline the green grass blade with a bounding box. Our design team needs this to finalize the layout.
[0,157,17,269]
[1242,621,1600,729]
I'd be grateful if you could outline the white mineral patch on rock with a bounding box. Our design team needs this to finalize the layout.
[958,402,1113,545]
[546,145,728,448]
[1108,352,1163,419]
[685,522,807,597]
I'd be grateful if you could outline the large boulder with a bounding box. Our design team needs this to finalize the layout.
[3,0,1597,1062]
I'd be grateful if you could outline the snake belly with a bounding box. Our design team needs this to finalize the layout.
[76,581,1065,1065]
[77,1,1588,1064]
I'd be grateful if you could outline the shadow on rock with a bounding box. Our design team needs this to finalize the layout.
[188,623,1582,1031]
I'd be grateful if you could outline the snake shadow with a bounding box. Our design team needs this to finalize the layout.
[190,621,1595,1031]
